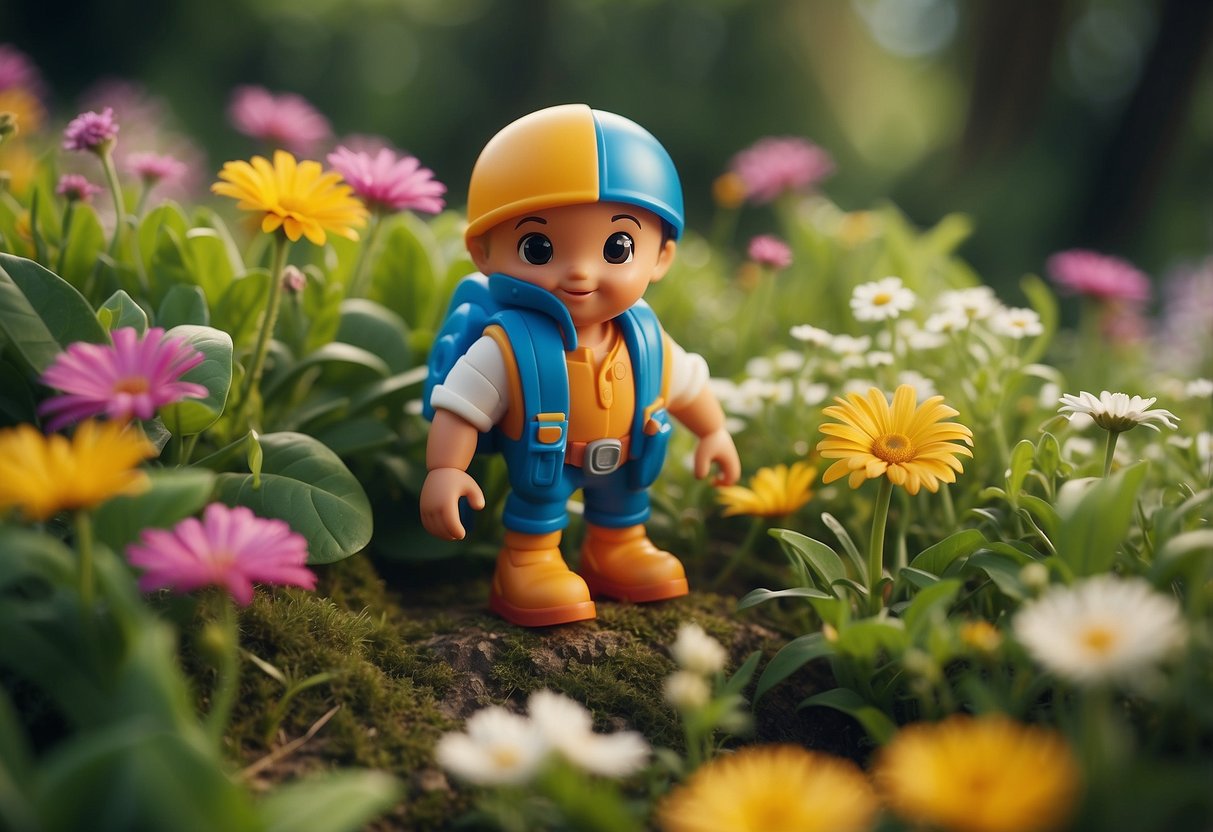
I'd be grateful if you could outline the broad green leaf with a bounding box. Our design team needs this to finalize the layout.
[190,206,245,276]
[312,418,398,457]
[1149,529,1213,585]
[1036,432,1061,479]
[214,432,373,563]
[834,618,909,660]
[335,299,412,373]
[901,578,962,637]
[137,201,189,276]
[898,566,941,589]
[736,586,830,610]
[159,325,233,435]
[369,215,438,330]
[1056,462,1148,576]
[59,202,105,289]
[799,687,897,744]
[261,342,390,402]
[908,528,986,575]
[214,270,271,350]
[755,632,834,702]
[98,289,149,334]
[0,687,37,832]
[1007,439,1034,498]
[93,468,216,551]
[259,770,401,832]
[0,359,37,426]
[346,367,426,416]
[770,528,846,592]
[147,224,192,301]
[0,253,108,373]
[1018,494,1060,540]
[183,228,235,304]
[158,284,210,329]
[965,550,1027,600]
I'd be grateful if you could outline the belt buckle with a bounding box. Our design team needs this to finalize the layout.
[583,438,623,476]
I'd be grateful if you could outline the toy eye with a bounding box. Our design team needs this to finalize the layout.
[603,232,634,264]
[518,233,553,265]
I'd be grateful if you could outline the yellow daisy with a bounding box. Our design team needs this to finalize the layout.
[716,461,817,517]
[0,421,154,521]
[211,149,367,245]
[656,744,876,832]
[874,715,1082,832]
[816,384,973,495]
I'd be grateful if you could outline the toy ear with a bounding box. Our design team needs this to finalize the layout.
[467,234,491,274]
[649,239,676,284]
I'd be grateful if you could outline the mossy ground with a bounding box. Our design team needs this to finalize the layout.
[198,553,858,830]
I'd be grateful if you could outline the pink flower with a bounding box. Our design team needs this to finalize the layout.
[63,107,120,153]
[0,44,45,97]
[228,85,331,156]
[38,327,207,430]
[326,146,446,214]
[127,503,315,605]
[56,173,103,203]
[1046,249,1151,303]
[747,234,793,269]
[126,151,188,187]
[729,137,835,203]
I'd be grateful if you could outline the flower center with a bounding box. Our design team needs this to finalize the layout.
[1079,625,1119,656]
[113,376,150,395]
[872,433,915,464]
[872,292,892,306]
[490,746,522,770]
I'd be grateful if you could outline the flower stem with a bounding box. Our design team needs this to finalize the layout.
[98,148,127,257]
[1102,430,1120,477]
[57,201,76,277]
[74,510,95,613]
[867,478,894,615]
[346,211,383,299]
[205,594,241,748]
[234,235,290,429]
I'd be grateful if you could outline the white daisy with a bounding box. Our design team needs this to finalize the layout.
[899,319,947,350]
[925,307,971,334]
[829,334,873,356]
[866,350,895,367]
[663,670,711,711]
[435,705,549,786]
[851,276,916,321]
[1013,576,1186,687]
[1185,378,1213,399]
[937,286,999,321]
[1057,391,1180,433]
[670,622,728,675]
[527,690,650,778]
[773,349,805,373]
[990,307,1043,339]
[897,370,937,401]
[790,324,832,346]
[799,380,830,406]
[745,355,775,379]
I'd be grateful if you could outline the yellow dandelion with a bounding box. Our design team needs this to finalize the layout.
[656,744,877,832]
[717,461,817,518]
[817,384,973,495]
[875,715,1082,832]
[211,149,367,245]
[0,421,154,521]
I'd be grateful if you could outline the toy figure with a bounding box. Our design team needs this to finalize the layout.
[420,104,740,626]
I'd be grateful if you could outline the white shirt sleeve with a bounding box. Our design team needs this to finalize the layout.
[667,338,709,409]
[429,335,510,431]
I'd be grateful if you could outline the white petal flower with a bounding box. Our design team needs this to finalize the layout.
[773,349,805,373]
[896,370,937,401]
[435,706,549,786]
[663,670,711,711]
[851,276,916,321]
[745,356,775,379]
[1057,391,1180,433]
[670,622,728,675]
[1196,432,1212,465]
[829,334,872,356]
[528,690,650,777]
[865,350,894,367]
[1185,378,1213,399]
[1013,576,1186,687]
[790,324,832,346]
[799,380,829,406]
[925,308,971,334]
[937,286,999,321]
[990,307,1043,339]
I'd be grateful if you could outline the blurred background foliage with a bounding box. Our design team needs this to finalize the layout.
[4,0,1212,295]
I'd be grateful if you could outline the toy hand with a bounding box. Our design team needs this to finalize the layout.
[694,427,741,486]
[420,467,485,541]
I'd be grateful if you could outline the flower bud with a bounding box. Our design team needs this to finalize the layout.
[664,670,711,711]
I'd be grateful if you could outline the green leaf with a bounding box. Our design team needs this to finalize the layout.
[908,528,986,575]
[98,289,149,334]
[213,271,271,350]
[369,215,438,330]
[799,687,898,744]
[737,586,830,610]
[262,342,390,402]
[834,618,909,660]
[335,299,412,373]
[1149,530,1213,585]
[901,578,962,637]
[158,284,210,329]
[1007,439,1034,498]
[1036,432,1061,479]
[0,253,109,373]
[898,566,941,590]
[59,202,105,289]
[312,418,398,456]
[820,512,866,581]
[965,550,1028,600]
[182,228,235,304]
[137,202,189,276]
[769,528,846,592]
[0,359,37,427]
[1019,273,1058,365]
[159,325,233,436]
[720,650,762,697]
[346,367,427,416]
[0,687,37,832]
[213,432,373,563]
[1018,494,1060,541]
[259,770,401,832]
[755,632,834,703]
[1056,462,1149,576]
[93,468,216,552]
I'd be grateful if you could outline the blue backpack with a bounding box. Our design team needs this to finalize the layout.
[423,272,672,499]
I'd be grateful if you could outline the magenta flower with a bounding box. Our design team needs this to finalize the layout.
[729,137,835,203]
[56,173,103,203]
[0,44,45,97]
[126,151,188,187]
[127,503,315,605]
[38,327,207,430]
[228,85,331,156]
[326,145,446,214]
[1047,249,1151,303]
[63,107,120,153]
[747,234,793,270]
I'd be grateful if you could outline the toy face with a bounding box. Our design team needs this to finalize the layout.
[469,201,676,329]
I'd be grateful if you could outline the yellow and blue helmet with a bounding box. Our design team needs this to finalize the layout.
[465,104,684,243]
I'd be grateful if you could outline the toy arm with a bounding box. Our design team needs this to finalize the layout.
[669,385,741,486]
[420,409,486,540]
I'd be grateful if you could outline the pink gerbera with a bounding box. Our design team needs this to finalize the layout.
[38,327,207,430]
[56,173,103,203]
[127,503,315,605]
[326,145,446,214]
[63,107,119,153]
[126,151,188,187]
[1046,249,1151,303]
[729,136,835,203]
[747,234,793,269]
[228,85,331,156]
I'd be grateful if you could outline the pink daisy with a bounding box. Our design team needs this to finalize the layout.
[1046,249,1151,303]
[228,85,331,156]
[729,136,835,203]
[0,44,45,97]
[56,173,103,203]
[38,327,207,430]
[63,107,119,153]
[127,503,315,605]
[747,234,793,269]
[326,145,446,214]
[126,151,188,187]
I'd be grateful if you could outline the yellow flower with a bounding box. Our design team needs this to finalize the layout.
[656,744,877,832]
[712,171,747,209]
[959,620,1003,654]
[211,149,367,245]
[817,384,973,495]
[717,461,817,517]
[874,715,1082,832]
[0,422,154,521]
[0,87,45,134]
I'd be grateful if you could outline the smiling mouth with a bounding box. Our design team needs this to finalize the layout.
[560,288,595,297]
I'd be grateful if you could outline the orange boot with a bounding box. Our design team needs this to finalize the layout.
[579,524,689,603]
[490,530,596,626]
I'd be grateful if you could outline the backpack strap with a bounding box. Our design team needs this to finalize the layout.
[618,300,665,442]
